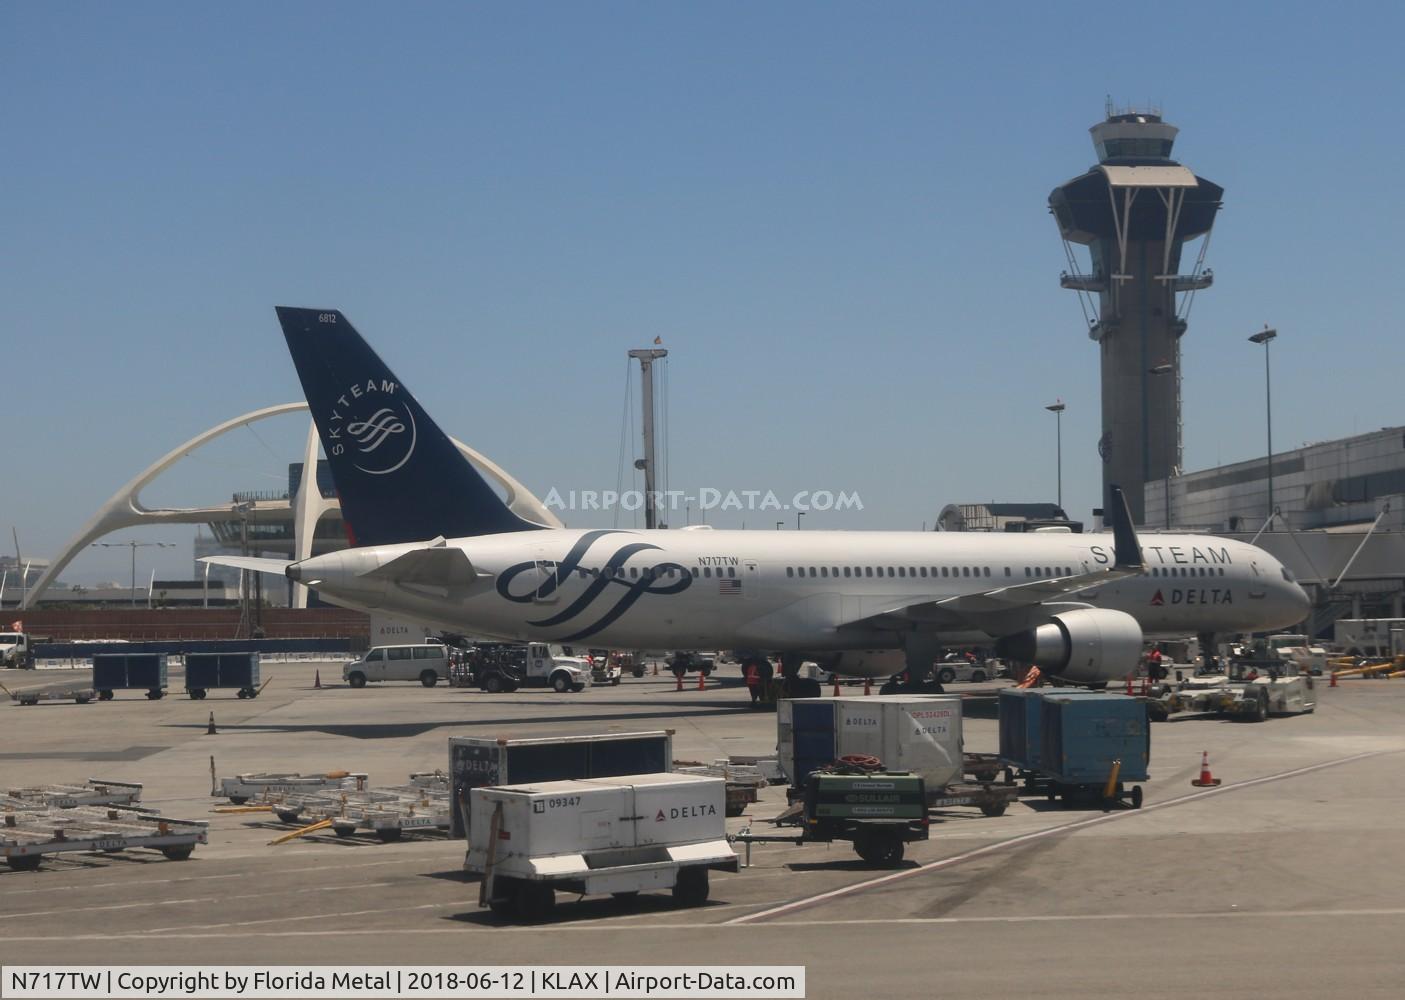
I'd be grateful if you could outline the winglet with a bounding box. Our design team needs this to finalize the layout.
[1107,485,1143,570]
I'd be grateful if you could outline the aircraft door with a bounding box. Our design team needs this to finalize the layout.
[531,555,561,604]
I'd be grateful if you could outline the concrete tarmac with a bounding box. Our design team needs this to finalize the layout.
[2,662,1402,998]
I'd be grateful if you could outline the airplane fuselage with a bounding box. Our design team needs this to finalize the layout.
[293,527,1310,669]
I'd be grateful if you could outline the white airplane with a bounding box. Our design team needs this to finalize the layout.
[208,307,1311,690]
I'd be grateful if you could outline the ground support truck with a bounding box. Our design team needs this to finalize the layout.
[468,773,737,922]
[1147,658,1316,722]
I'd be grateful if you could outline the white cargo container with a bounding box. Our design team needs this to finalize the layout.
[777,695,963,790]
[467,773,737,921]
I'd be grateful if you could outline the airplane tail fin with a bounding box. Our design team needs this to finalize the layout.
[275,307,542,546]
[1107,485,1143,571]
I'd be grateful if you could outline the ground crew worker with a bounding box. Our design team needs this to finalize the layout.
[745,661,762,704]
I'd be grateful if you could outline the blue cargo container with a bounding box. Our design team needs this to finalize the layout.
[1039,693,1149,785]
[183,652,261,699]
[998,688,1110,772]
[92,653,168,700]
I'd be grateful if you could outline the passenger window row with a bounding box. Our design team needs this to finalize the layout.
[571,565,736,580]
[1147,566,1224,578]
[785,565,995,580]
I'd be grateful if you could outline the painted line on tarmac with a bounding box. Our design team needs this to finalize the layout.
[8,906,1405,943]
[745,907,1405,927]
[0,881,400,921]
[725,749,1389,925]
[0,855,436,897]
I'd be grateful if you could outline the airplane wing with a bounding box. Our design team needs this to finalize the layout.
[838,486,1144,630]
[199,556,292,576]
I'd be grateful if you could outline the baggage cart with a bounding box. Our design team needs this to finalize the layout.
[184,652,261,699]
[92,653,168,701]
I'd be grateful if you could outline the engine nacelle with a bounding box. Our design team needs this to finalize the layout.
[997,608,1143,685]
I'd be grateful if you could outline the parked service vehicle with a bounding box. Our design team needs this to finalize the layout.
[1267,634,1329,676]
[524,643,591,692]
[343,643,450,688]
[468,773,738,922]
[933,656,991,684]
[668,651,716,677]
[462,643,591,693]
[0,632,36,669]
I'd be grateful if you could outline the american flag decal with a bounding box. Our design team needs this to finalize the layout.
[718,578,743,595]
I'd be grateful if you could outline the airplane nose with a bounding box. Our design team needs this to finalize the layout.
[1290,582,1311,619]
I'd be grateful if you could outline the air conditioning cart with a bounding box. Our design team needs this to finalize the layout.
[468,773,737,922]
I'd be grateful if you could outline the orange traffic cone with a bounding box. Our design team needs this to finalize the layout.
[832,675,841,697]
[863,677,872,697]
[697,671,705,691]
[314,670,321,689]
[675,672,683,692]
[1191,750,1221,787]
[1329,671,1338,688]
[206,712,217,736]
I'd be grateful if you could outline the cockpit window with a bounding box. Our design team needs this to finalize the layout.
[1281,567,1295,583]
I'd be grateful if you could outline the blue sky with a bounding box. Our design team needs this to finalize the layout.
[3,2,1402,584]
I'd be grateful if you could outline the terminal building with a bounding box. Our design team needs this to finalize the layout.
[1143,426,1405,632]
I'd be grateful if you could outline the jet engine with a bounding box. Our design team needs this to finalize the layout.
[996,608,1143,685]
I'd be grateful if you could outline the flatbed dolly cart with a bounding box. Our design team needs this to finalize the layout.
[1,804,207,871]
[6,778,143,810]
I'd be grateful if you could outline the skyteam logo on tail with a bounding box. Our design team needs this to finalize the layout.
[324,379,418,476]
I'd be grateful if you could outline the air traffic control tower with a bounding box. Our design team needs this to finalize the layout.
[1050,107,1222,524]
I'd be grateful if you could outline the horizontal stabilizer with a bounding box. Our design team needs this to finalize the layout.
[199,556,291,576]
[359,544,482,591]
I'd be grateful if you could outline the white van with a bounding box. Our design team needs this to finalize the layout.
[343,644,450,688]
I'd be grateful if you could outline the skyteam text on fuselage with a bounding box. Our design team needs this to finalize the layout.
[205,308,1310,688]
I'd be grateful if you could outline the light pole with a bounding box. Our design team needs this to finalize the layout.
[1044,401,1066,510]
[1248,326,1278,526]
[1149,363,1174,529]
[90,540,175,606]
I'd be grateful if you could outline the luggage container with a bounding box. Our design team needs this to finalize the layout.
[92,654,168,701]
[998,688,1110,774]
[1038,693,1149,808]
[777,696,963,790]
[447,731,672,838]
[467,773,736,922]
[183,652,261,699]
